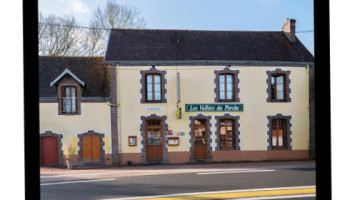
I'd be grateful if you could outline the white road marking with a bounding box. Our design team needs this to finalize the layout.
[197,169,275,175]
[41,178,115,186]
[229,194,316,199]
[100,185,316,200]
[41,171,125,178]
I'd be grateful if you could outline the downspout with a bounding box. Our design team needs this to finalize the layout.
[117,63,122,165]
[306,64,310,155]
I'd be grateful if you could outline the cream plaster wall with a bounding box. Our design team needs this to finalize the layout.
[40,103,112,154]
[117,66,309,153]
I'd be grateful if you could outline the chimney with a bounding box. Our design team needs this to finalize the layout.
[283,18,296,42]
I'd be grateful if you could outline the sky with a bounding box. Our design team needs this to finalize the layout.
[38,0,314,54]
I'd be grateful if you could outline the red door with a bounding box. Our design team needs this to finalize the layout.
[41,136,58,165]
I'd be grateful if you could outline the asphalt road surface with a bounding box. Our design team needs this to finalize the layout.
[41,167,315,200]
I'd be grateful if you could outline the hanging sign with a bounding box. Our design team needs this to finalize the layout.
[185,104,243,112]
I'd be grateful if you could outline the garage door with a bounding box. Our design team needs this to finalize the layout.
[41,136,58,165]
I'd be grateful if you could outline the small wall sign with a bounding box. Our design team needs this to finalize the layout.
[185,104,243,112]
[128,136,137,146]
[167,137,179,146]
[145,107,163,112]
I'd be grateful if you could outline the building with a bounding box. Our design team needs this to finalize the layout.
[39,18,315,166]
[39,57,113,166]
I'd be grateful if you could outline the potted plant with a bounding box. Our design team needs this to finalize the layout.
[63,142,78,170]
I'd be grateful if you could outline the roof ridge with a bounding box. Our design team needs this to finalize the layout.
[39,56,104,58]
[111,28,282,33]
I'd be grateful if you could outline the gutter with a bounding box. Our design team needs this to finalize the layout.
[103,60,314,66]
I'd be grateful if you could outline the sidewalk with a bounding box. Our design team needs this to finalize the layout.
[40,160,315,180]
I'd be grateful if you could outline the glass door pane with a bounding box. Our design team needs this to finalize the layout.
[194,119,206,145]
[147,129,161,145]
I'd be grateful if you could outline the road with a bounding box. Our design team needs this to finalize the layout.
[40,163,315,200]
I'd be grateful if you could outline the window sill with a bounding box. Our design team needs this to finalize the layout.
[217,148,239,151]
[141,101,167,104]
[269,147,291,150]
[267,100,291,103]
[58,113,81,116]
[217,100,239,103]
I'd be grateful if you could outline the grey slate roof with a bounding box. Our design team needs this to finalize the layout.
[105,29,314,65]
[39,56,109,98]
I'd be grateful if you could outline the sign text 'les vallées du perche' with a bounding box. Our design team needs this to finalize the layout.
[185,104,243,112]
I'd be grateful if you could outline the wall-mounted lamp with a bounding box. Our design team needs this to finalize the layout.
[166,124,169,131]
[140,124,143,131]
[227,65,231,68]
[152,65,156,69]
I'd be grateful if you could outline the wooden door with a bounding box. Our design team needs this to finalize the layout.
[194,119,207,159]
[146,120,163,161]
[83,135,100,164]
[41,136,58,165]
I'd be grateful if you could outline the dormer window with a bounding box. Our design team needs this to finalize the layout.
[50,69,85,115]
[62,86,77,113]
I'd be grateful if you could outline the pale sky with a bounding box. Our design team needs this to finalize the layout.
[38,0,314,54]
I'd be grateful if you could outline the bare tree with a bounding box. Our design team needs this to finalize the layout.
[87,0,147,56]
[38,12,87,56]
[38,1,147,56]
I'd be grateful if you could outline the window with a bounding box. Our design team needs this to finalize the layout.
[140,67,167,103]
[219,119,234,149]
[267,69,291,102]
[146,74,161,101]
[267,114,292,150]
[271,75,285,100]
[271,119,286,148]
[214,67,240,102]
[219,74,234,101]
[62,86,77,113]
[50,69,83,115]
[215,114,240,150]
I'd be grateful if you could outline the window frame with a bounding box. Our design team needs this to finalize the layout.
[267,114,292,150]
[140,67,167,104]
[214,67,240,102]
[145,74,162,102]
[215,114,240,151]
[266,68,291,102]
[56,75,82,115]
[61,86,78,114]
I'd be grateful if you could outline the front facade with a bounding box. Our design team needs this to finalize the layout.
[39,18,314,166]
[114,64,311,165]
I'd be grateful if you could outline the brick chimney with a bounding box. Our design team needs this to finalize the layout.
[283,18,296,42]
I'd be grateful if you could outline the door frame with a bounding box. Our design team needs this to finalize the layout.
[189,114,213,162]
[141,114,168,164]
[40,131,64,166]
[77,130,105,165]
